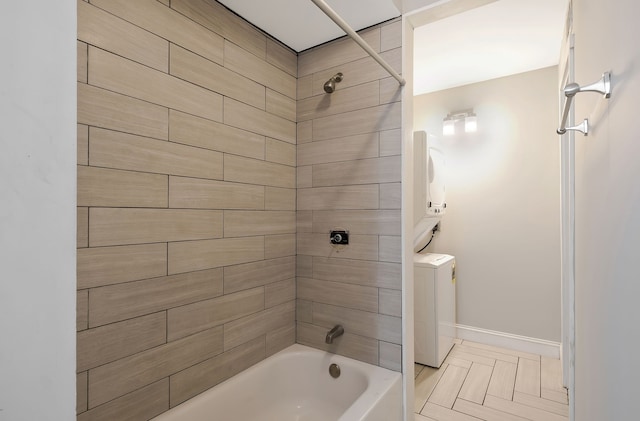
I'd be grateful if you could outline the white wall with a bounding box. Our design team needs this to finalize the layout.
[401,16,416,421]
[573,0,640,419]
[0,1,76,420]
[414,66,561,342]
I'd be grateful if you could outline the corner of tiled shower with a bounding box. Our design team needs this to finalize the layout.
[76,1,402,419]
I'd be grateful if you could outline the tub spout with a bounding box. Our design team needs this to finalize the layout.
[325,325,344,344]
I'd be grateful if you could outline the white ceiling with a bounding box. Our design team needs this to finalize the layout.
[218,0,567,94]
[414,0,568,95]
[217,0,401,52]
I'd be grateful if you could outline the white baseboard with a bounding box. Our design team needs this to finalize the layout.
[456,324,561,359]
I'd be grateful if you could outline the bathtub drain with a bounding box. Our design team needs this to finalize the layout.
[329,363,341,378]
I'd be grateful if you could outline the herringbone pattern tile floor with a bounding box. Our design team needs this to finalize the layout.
[415,340,569,421]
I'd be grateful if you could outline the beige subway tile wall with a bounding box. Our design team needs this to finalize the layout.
[77,0,296,419]
[78,1,403,419]
[296,18,403,372]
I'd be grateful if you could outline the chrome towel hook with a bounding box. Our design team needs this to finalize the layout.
[557,72,611,136]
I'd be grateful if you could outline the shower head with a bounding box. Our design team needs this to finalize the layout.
[323,72,343,93]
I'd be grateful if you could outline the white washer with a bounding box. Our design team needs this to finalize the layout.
[414,253,456,368]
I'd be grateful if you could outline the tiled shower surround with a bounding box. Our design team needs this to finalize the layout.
[295,22,403,368]
[76,0,402,419]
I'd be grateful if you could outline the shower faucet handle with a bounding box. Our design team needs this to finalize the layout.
[330,230,349,245]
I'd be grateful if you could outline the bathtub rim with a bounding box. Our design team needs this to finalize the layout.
[151,342,402,421]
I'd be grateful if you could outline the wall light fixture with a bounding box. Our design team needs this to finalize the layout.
[442,109,477,135]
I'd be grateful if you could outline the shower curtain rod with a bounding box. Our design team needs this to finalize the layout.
[309,0,406,86]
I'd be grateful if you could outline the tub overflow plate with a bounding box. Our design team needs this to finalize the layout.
[329,363,341,378]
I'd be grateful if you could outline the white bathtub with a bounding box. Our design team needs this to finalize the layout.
[152,344,402,421]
